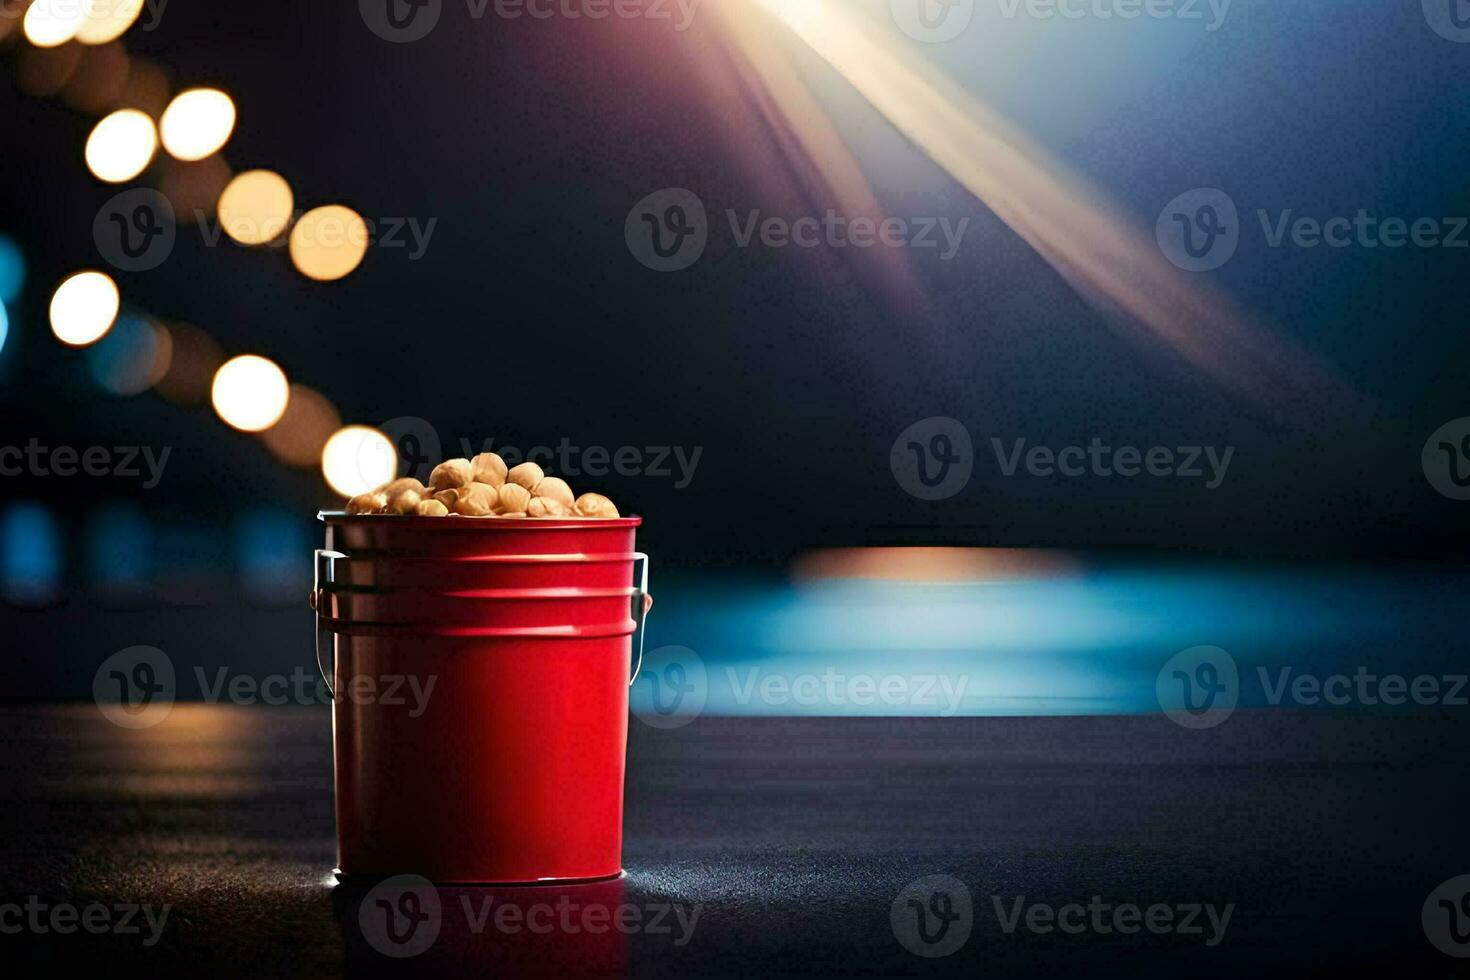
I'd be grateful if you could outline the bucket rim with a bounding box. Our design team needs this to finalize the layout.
[319,510,641,529]
[321,552,641,565]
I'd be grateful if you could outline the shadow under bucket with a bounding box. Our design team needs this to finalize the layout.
[314,512,649,885]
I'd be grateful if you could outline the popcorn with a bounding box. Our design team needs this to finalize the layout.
[345,450,621,518]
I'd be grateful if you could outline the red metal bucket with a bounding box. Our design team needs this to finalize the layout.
[315,512,648,884]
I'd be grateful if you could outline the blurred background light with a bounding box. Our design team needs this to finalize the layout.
[76,0,145,44]
[0,233,23,304]
[118,56,170,118]
[85,313,172,394]
[233,508,309,604]
[22,0,88,47]
[0,301,9,357]
[260,384,341,468]
[218,170,294,245]
[289,205,369,281]
[87,502,151,602]
[159,87,236,161]
[158,154,233,221]
[85,107,158,182]
[58,40,131,115]
[793,548,1081,584]
[0,503,62,606]
[15,42,83,97]
[49,270,119,347]
[152,321,222,404]
[211,354,289,432]
[321,425,396,496]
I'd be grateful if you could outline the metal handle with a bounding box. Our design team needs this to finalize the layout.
[312,548,651,691]
[630,552,651,685]
[312,549,344,697]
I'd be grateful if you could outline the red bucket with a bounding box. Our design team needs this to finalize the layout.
[314,512,648,884]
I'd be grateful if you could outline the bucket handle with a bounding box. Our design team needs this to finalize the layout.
[311,549,652,696]
[312,549,346,697]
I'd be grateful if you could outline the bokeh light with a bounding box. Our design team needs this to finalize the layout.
[49,270,119,347]
[321,426,396,497]
[119,56,170,117]
[153,321,222,404]
[159,87,236,161]
[60,40,131,114]
[260,384,341,468]
[85,108,158,183]
[159,154,233,221]
[0,234,24,304]
[86,313,172,395]
[1,503,61,606]
[22,0,88,47]
[0,301,9,357]
[218,170,294,245]
[211,354,289,432]
[77,0,146,44]
[16,42,83,97]
[289,205,369,281]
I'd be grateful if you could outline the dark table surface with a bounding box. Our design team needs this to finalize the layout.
[2,704,1468,977]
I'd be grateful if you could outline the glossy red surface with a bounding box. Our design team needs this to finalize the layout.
[319,512,641,883]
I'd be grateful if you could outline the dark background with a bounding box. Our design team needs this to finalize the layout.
[0,0,1466,569]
